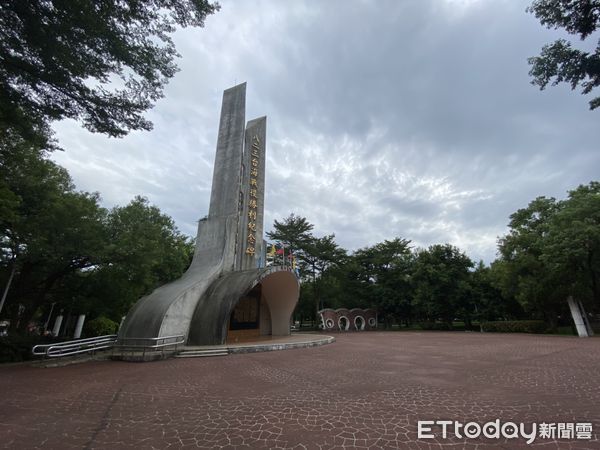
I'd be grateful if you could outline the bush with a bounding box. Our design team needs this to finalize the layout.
[418,321,453,331]
[84,316,118,337]
[0,334,57,363]
[480,320,547,334]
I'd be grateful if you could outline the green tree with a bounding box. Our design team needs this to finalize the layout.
[351,239,414,327]
[303,234,347,313]
[0,143,108,330]
[496,196,565,325]
[412,244,474,327]
[471,261,521,323]
[0,144,194,331]
[266,214,314,256]
[543,182,600,310]
[0,0,219,148]
[267,215,349,322]
[90,196,194,321]
[37,196,195,327]
[495,183,600,326]
[266,213,315,285]
[528,0,600,109]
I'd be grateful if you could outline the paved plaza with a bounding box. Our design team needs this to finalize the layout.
[0,332,599,449]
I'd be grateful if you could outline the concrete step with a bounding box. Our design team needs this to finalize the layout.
[175,349,229,358]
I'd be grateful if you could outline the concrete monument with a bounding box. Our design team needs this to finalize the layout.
[118,83,299,346]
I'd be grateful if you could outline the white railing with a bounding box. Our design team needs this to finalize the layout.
[113,335,185,359]
[32,334,185,360]
[32,334,118,358]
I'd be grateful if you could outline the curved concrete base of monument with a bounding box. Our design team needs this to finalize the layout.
[112,334,334,362]
[177,334,335,358]
[117,264,299,361]
[187,266,300,346]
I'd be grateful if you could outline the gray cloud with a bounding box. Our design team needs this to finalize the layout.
[52,0,600,264]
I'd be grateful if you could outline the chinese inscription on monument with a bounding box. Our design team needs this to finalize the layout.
[245,134,261,256]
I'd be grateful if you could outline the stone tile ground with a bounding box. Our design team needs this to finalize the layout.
[0,332,598,449]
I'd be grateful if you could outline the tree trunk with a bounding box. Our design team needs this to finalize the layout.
[0,262,17,315]
[588,251,599,310]
[16,265,72,332]
[464,316,472,330]
[312,262,319,317]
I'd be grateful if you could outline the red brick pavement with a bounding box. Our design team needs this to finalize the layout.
[0,332,599,449]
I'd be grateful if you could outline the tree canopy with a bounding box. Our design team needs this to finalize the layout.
[2,148,597,336]
[267,213,314,252]
[412,244,474,326]
[496,182,600,324]
[272,181,600,331]
[528,0,600,109]
[0,146,193,332]
[0,0,219,149]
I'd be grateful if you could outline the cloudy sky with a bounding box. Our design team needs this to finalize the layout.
[51,0,599,264]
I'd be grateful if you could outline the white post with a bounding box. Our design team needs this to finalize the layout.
[52,314,63,337]
[73,314,86,339]
[43,302,56,332]
[118,315,126,332]
[567,296,591,337]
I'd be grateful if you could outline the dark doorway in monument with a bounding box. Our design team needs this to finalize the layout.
[338,316,350,331]
[354,316,365,331]
[187,268,299,346]
[225,270,300,344]
[227,284,267,343]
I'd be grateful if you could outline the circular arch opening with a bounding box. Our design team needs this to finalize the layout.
[338,316,350,331]
[354,316,365,331]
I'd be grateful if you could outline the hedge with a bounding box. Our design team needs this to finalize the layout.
[418,322,453,331]
[480,320,547,334]
[84,316,119,337]
[0,334,57,363]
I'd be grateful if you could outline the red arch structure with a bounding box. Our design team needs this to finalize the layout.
[318,308,378,332]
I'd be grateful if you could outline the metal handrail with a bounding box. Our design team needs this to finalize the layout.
[114,334,184,348]
[32,334,118,358]
[31,334,185,360]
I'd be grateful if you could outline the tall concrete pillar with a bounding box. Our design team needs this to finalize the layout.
[73,314,86,339]
[118,83,249,340]
[117,83,299,348]
[208,83,246,218]
[52,314,63,337]
[236,116,266,271]
[201,82,247,273]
